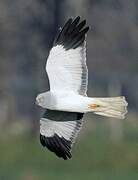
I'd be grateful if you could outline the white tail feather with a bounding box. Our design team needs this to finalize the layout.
[90,96,128,119]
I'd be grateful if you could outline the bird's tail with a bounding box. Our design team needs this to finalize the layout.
[88,96,128,119]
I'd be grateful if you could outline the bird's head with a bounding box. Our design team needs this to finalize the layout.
[36,93,46,107]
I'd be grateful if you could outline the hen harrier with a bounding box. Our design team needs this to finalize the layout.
[36,16,128,160]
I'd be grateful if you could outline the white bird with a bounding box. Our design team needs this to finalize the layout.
[36,16,128,160]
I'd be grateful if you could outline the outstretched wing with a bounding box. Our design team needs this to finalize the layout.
[40,109,84,160]
[46,16,89,96]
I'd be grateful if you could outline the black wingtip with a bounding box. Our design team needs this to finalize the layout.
[76,16,80,20]
[40,134,72,160]
[53,17,89,50]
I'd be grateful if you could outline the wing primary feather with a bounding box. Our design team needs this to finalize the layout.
[71,20,86,35]
[67,27,89,49]
[40,132,72,160]
[67,16,80,34]
[40,134,46,147]
[56,18,73,44]
[71,37,85,49]
[54,134,72,159]
[49,136,64,158]
[53,17,89,50]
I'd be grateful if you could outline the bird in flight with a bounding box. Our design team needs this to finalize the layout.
[36,16,128,160]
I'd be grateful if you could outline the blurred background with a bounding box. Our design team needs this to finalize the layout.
[0,0,138,179]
